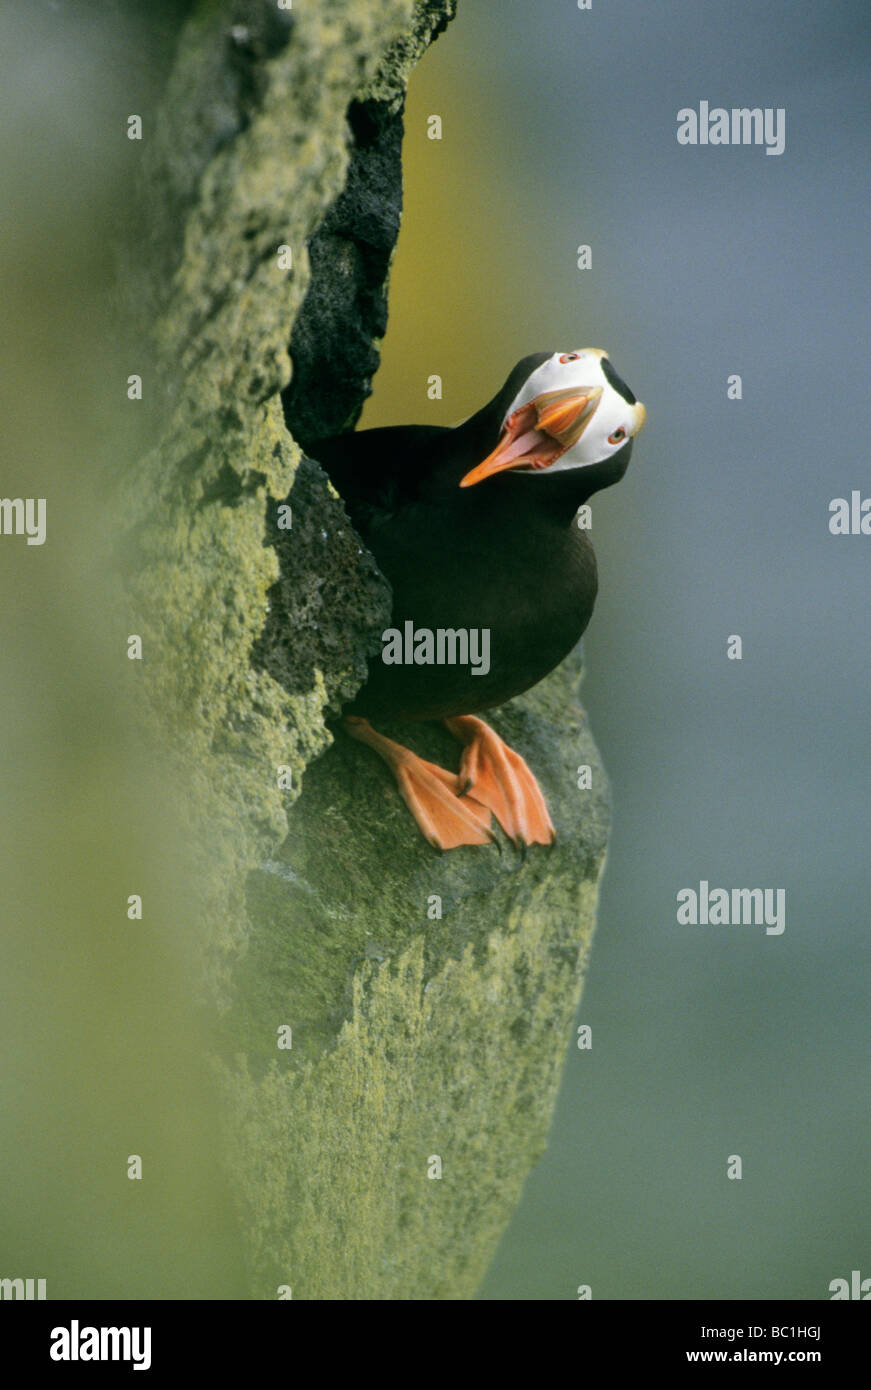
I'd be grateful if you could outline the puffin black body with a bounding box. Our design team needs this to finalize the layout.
[308,350,645,849]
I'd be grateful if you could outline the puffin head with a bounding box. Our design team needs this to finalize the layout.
[459,349,646,489]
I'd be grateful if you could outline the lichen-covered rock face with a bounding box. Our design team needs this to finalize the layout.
[125,0,456,978]
[131,0,610,1299]
[229,663,609,1300]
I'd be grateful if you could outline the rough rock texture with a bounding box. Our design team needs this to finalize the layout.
[280,95,406,448]
[228,668,608,1299]
[126,0,611,1299]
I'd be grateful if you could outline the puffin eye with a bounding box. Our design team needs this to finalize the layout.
[608,427,626,444]
[559,352,581,364]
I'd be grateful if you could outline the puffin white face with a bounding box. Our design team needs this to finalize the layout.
[460,349,646,487]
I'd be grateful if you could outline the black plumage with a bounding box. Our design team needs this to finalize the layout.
[309,353,633,723]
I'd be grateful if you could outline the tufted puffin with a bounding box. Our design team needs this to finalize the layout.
[308,349,646,850]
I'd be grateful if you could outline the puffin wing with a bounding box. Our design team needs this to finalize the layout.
[307,425,450,532]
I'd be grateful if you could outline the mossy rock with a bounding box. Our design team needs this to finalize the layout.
[129,0,610,1298]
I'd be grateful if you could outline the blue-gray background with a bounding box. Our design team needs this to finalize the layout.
[364,0,871,1298]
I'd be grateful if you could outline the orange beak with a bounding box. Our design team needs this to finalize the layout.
[460,386,603,488]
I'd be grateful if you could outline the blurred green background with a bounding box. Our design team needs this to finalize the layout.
[1,0,868,1300]
[0,0,245,1297]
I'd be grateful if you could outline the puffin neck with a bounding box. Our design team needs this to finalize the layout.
[489,444,634,524]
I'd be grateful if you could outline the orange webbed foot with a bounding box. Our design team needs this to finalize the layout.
[344,717,495,850]
[444,715,556,848]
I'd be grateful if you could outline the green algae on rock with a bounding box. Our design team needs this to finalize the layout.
[128,0,611,1298]
[230,658,608,1299]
